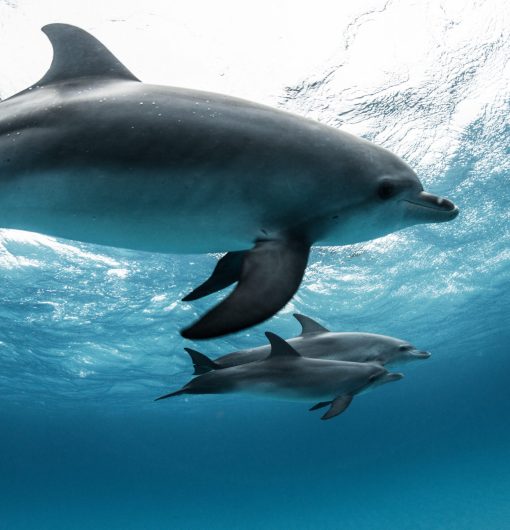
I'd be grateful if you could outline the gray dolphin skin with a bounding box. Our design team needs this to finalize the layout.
[185,313,430,374]
[157,332,403,420]
[0,24,459,339]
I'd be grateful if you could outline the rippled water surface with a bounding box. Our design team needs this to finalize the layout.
[1,1,509,529]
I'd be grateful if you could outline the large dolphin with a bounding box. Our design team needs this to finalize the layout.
[0,23,459,339]
[156,332,403,420]
[184,313,430,374]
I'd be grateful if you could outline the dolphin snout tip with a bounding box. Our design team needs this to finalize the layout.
[443,199,459,219]
[414,350,431,359]
[427,192,459,217]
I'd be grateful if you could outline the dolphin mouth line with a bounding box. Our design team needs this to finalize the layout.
[412,350,431,359]
[403,191,459,218]
[403,199,457,213]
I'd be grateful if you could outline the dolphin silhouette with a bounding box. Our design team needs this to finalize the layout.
[184,313,430,374]
[157,332,403,420]
[0,24,459,339]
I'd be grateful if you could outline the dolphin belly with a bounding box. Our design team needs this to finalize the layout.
[0,165,266,253]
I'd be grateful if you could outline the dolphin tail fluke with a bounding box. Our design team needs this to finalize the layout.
[181,238,310,339]
[184,347,221,375]
[320,395,353,420]
[154,389,186,401]
[182,251,247,301]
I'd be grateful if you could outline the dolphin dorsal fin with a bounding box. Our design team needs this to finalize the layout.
[265,332,301,359]
[35,23,140,87]
[184,348,220,375]
[293,314,329,335]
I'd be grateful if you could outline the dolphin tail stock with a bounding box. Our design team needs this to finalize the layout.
[182,251,247,301]
[181,238,311,339]
[309,395,353,420]
[154,388,187,401]
[184,347,221,375]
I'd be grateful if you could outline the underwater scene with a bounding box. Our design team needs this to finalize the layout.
[1,1,509,529]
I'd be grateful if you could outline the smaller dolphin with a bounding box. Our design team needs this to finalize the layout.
[156,332,403,420]
[184,314,430,375]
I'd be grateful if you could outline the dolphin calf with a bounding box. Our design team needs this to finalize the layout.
[0,23,459,339]
[185,313,430,374]
[156,332,403,420]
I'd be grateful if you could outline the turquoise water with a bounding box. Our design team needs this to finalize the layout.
[1,2,509,529]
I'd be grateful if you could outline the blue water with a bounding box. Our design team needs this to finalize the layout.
[1,3,509,529]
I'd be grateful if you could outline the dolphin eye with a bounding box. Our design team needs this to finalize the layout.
[399,345,410,351]
[378,180,397,200]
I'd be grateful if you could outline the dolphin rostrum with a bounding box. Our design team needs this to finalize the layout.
[185,314,430,374]
[0,24,459,339]
[156,332,403,420]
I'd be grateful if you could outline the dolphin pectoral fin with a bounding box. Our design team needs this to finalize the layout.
[293,314,329,335]
[34,24,140,89]
[184,347,221,375]
[182,251,247,301]
[181,239,311,339]
[321,395,353,420]
[309,401,331,411]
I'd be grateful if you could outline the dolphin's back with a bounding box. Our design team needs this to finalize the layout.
[0,80,368,253]
[211,332,388,368]
[0,22,395,255]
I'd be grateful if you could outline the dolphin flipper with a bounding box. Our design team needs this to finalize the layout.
[182,251,247,301]
[321,395,353,420]
[184,347,221,375]
[181,239,310,339]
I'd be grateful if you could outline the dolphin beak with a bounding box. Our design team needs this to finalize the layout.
[411,350,431,359]
[404,191,459,222]
[373,371,404,386]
